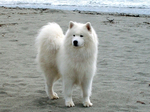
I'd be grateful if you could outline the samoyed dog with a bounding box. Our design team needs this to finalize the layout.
[35,21,98,107]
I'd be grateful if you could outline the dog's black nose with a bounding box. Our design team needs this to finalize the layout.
[73,40,78,46]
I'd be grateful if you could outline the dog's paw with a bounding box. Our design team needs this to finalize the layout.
[65,101,75,107]
[83,101,93,107]
[50,92,59,100]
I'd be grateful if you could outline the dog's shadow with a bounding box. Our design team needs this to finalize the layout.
[34,96,85,109]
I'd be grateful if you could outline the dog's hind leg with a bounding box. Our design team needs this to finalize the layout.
[44,68,60,100]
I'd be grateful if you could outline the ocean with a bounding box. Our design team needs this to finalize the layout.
[0,0,150,15]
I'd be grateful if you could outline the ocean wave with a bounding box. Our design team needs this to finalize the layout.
[0,0,150,8]
[0,0,150,15]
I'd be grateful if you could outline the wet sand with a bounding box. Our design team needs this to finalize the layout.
[0,7,150,112]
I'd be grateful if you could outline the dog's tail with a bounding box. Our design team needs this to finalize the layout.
[35,23,64,66]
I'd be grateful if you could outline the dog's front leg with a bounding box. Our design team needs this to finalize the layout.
[81,76,93,107]
[63,77,75,107]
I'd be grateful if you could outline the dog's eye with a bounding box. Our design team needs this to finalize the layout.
[73,35,75,37]
[80,35,83,37]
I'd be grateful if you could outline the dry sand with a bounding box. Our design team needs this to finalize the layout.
[0,7,150,112]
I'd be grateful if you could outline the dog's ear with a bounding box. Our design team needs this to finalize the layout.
[85,22,92,32]
[69,21,74,29]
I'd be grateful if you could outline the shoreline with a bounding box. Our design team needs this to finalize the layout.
[1,6,150,18]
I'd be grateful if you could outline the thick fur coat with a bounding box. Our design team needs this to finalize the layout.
[35,21,98,107]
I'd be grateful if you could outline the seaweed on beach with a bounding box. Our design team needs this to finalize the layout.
[0,23,18,27]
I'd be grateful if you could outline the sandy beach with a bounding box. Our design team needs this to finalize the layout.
[0,7,150,112]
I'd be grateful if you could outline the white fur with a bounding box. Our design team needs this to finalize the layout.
[35,21,98,107]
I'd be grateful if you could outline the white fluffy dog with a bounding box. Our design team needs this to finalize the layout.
[35,21,98,107]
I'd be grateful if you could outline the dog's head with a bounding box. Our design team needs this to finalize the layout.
[65,21,93,48]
